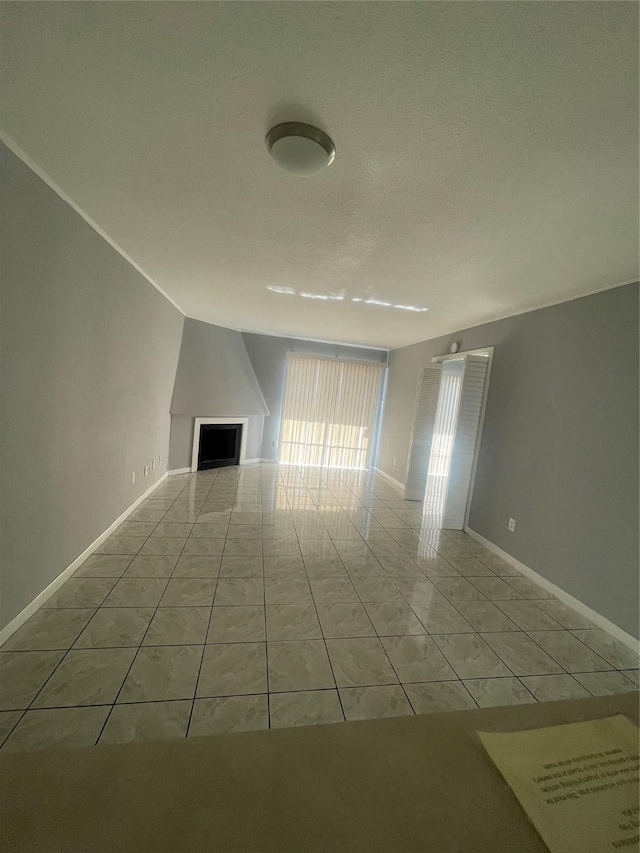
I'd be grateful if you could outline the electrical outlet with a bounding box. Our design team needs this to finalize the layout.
[131,472,136,485]
[151,459,156,470]
[508,517,516,532]
[393,458,397,466]
[144,465,149,477]
[159,455,163,463]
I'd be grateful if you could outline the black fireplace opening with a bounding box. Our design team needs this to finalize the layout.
[197,423,242,470]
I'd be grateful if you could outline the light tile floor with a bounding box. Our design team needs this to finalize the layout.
[1,464,638,751]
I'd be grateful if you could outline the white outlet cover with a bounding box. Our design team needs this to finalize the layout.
[508,518,516,532]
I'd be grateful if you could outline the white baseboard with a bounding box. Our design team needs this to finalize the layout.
[243,458,262,465]
[374,466,405,494]
[0,472,169,647]
[466,527,639,653]
[168,467,191,476]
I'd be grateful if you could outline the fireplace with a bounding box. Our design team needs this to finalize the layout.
[190,417,250,472]
[197,423,243,470]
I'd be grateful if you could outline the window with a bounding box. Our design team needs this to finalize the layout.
[278,355,385,469]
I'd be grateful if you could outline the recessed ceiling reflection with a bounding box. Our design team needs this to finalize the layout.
[266,286,428,313]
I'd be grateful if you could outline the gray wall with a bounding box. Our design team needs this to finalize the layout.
[168,318,268,469]
[242,333,389,460]
[170,318,268,416]
[377,284,639,637]
[0,144,185,631]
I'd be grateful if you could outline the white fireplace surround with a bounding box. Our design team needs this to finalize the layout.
[191,417,250,472]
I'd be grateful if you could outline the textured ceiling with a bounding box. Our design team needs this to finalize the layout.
[1,2,637,349]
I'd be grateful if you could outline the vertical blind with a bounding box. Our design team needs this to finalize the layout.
[278,355,385,469]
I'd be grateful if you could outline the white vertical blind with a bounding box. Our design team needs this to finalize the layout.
[442,355,490,529]
[403,364,442,501]
[278,355,385,469]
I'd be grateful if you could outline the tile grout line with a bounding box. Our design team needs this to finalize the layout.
[2,465,637,749]
[300,536,347,724]
[186,470,225,738]
[382,533,581,689]
[20,576,132,720]
[0,490,191,749]
[95,471,209,744]
[337,469,421,715]
[16,664,625,715]
[262,480,271,730]
[6,493,179,745]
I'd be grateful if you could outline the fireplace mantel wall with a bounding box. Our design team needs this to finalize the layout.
[169,414,264,469]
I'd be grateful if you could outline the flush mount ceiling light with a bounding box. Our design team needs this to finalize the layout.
[266,122,335,176]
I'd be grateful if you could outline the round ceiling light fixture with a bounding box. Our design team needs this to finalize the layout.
[266,122,335,177]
